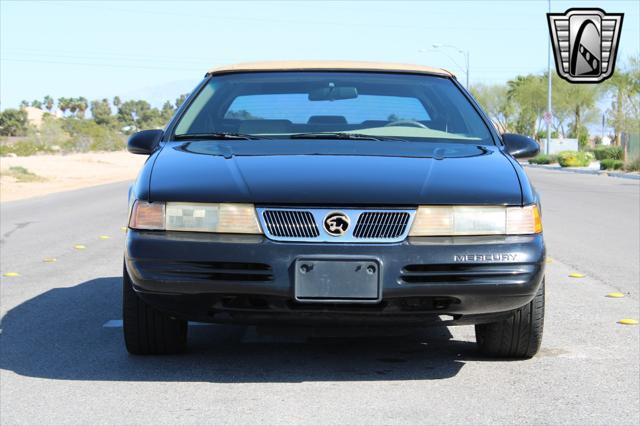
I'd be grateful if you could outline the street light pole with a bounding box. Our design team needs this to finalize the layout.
[429,44,470,89]
[465,50,470,89]
[546,0,552,155]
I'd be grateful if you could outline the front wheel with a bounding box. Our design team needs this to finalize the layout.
[122,265,188,355]
[475,279,545,359]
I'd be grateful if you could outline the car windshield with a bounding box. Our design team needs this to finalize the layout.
[173,72,493,144]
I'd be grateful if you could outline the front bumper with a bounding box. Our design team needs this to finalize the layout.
[125,230,545,325]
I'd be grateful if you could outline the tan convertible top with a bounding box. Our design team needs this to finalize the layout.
[207,60,453,77]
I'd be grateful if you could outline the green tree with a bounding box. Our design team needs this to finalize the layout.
[470,83,514,131]
[117,99,162,131]
[31,100,43,109]
[91,98,113,126]
[19,100,29,109]
[58,97,71,116]
[603,58,639,146]
[0,109,29,136]
[113,96,122,109]
[75,97,89,119]
[506,75,546,137]
[175,93,188,109]
[68,98,78,116]
[43,95,54,112]
[161,101,175,122]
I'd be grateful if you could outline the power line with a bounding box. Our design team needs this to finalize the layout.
[0,57,206,72]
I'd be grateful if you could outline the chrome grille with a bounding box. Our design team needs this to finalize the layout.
[353,212,410,239]
[257,208,415,243]
[262,210,320,238]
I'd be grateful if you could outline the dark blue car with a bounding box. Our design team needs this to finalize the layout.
[124,61,545,358]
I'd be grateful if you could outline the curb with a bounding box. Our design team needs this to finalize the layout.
[522,163,640,180]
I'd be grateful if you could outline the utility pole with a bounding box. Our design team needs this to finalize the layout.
[546,0,553,155]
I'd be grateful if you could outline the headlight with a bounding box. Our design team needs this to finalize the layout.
[409,204,542,236]
[129,201,262,234]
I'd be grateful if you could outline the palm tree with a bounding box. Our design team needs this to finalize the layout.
[31,100,43,109]
[113,96,122,109]
[68,98,78,116]
[58,97,69,115]
[604,68,633,146]
[19,100,29,109]
[43,95,54,112]
[76,97,89,119]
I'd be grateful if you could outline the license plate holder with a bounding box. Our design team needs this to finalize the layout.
[294,258,381,303]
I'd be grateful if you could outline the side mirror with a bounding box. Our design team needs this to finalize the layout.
[502,133,540,158]
[128,129,163,155]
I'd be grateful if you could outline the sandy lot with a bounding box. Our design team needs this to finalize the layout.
[0,151,146,203]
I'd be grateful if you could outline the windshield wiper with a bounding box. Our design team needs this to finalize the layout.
[289,132,405,141]
[174,132,267,140]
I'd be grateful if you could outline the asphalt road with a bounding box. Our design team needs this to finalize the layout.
[1,169,639,425]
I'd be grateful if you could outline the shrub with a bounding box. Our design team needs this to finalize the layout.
[61,118,126,152]
[0,140,54,156]
[600,159,624,170]
[557,150,593,167]
[0,109,29,136]
[592,146,623,161]
[528,154,557,165]
[3,166,46,182]
[624,157,640,172]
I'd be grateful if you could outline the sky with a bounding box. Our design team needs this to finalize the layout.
[1,0,639,110]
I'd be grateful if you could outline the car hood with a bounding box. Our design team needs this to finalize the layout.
[148,140,522,205]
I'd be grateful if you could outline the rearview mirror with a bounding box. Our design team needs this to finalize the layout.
[308,86,358,101]
[502,133,540,158]
[128,129,163,155]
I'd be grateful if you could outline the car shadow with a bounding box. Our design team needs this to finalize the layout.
[0,277,480,382]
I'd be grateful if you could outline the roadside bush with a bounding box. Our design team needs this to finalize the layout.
[61,118,126,152]
[624,157,640,172]
[3,166,46,182]
[0,140,54,156]
[557,150,593,167]
[528,154,557,165]
[592,146,623,161]
[600,159,624,170]
[25,117,69,150]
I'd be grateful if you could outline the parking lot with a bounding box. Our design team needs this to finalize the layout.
[1,168,638,425]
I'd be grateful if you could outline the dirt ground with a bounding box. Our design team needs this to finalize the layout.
[0,151,146,203]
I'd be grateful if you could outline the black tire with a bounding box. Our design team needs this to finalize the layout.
[475,279,545,359]
[122,265,188,355]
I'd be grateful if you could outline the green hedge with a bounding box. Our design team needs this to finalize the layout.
[600,159,624,170]
[592,146,623,161]
[528,154,557,164]
[557,151,593,167]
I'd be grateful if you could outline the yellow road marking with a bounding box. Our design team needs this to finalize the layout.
[606,292,625,298]
[3,272,20,277]
[120,226,127,232]
[546,257,553,264]
[43,257,57,263]
[618,319,639,326]
[74,244,86,250]
[99,235,111,240]
[569,273,585,278]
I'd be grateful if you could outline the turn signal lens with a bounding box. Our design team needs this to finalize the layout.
[129,201,165,230]
[409,205,542,236]
[506,204,542,235]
